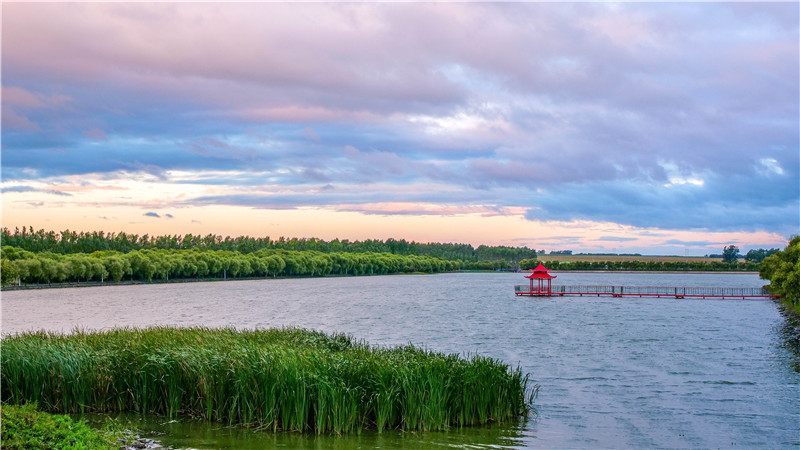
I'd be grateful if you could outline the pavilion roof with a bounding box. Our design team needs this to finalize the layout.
[532,263,550,272]
[524,263,556,279]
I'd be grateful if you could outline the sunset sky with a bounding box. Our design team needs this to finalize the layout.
[2,2,798,255]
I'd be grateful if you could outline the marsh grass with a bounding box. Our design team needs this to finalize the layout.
[2,327,534,433]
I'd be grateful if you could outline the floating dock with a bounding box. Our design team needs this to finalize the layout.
[514,285,779,299]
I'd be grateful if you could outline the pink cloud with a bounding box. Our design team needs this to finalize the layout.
[47,184,127,193]
[2,85,74,130]
[3,86,45,108]
[335,202,526,217]
[2,3,465,116]
[2,86,71,109]
[2,109,40,131]
[7,1,788,136]
[304,126,321,142]
[233,106,380,123]
[83,128,108,142]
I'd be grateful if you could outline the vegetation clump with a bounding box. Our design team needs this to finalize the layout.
[760,236,800,317]
[0,403,121,449]
[2,327,534,434]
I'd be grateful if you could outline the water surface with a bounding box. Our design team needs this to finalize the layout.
[3,272,798,448]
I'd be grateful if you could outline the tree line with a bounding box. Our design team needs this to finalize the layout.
[1,227,536,263]
[0,246,476,286]
[708,245,779,263]
[520,259,760,272]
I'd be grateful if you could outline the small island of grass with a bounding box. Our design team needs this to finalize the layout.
[1,327,534,434]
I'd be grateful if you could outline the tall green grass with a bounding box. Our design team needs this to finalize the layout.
[2,327,534,433]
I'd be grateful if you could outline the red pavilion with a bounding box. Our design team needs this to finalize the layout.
[520,263,556,296]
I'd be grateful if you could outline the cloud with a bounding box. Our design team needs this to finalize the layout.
[3,86,47,108]
[1,2,797,244]
[597,236,639,242]
[758,158,784,176]
[143,212,160,218]
[524,176,798,235]
[83,128,108,142]
[165,213,174,218]
[2,185,72,196]
[2,86,73,132]
[533,236,584,247]
[304,126,321,142]
[3,109,40,131]
[2,86,72,109]
[663,239,714,247]
[335,203,525,217]
[3,186,36,193]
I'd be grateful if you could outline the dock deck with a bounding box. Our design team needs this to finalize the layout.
[514,285,779,299]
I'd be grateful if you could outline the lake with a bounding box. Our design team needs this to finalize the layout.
[2,272,798,448]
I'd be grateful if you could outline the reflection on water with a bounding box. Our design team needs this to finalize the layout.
[82,413,530,450]
[777,320,800,373]
[5,272,800,448]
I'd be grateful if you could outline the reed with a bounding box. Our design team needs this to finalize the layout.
[2,327,533,433]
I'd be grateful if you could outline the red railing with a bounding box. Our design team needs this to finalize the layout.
[514,285,779,298]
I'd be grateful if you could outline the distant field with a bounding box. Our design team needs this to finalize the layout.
[539,255,723,263]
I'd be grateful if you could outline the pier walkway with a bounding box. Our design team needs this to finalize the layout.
[514,285,779,299]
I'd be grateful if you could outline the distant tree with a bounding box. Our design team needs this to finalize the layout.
[722,245,740,263]
[744,248,779,263]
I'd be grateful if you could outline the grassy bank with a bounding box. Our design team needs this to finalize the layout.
[2,327,534,434]
[0,403,122,449]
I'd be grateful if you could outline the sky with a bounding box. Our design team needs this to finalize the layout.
[2,2,798,255]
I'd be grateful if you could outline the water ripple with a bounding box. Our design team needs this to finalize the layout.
[3,272,799,449]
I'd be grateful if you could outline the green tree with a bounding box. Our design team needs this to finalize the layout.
[1,258,19,286]
[722,245,740,263]
[744,248,779,263]
[13,258,42,283]
[104,256,131,282]
[267,255,286,277]
[760,236,800,314]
